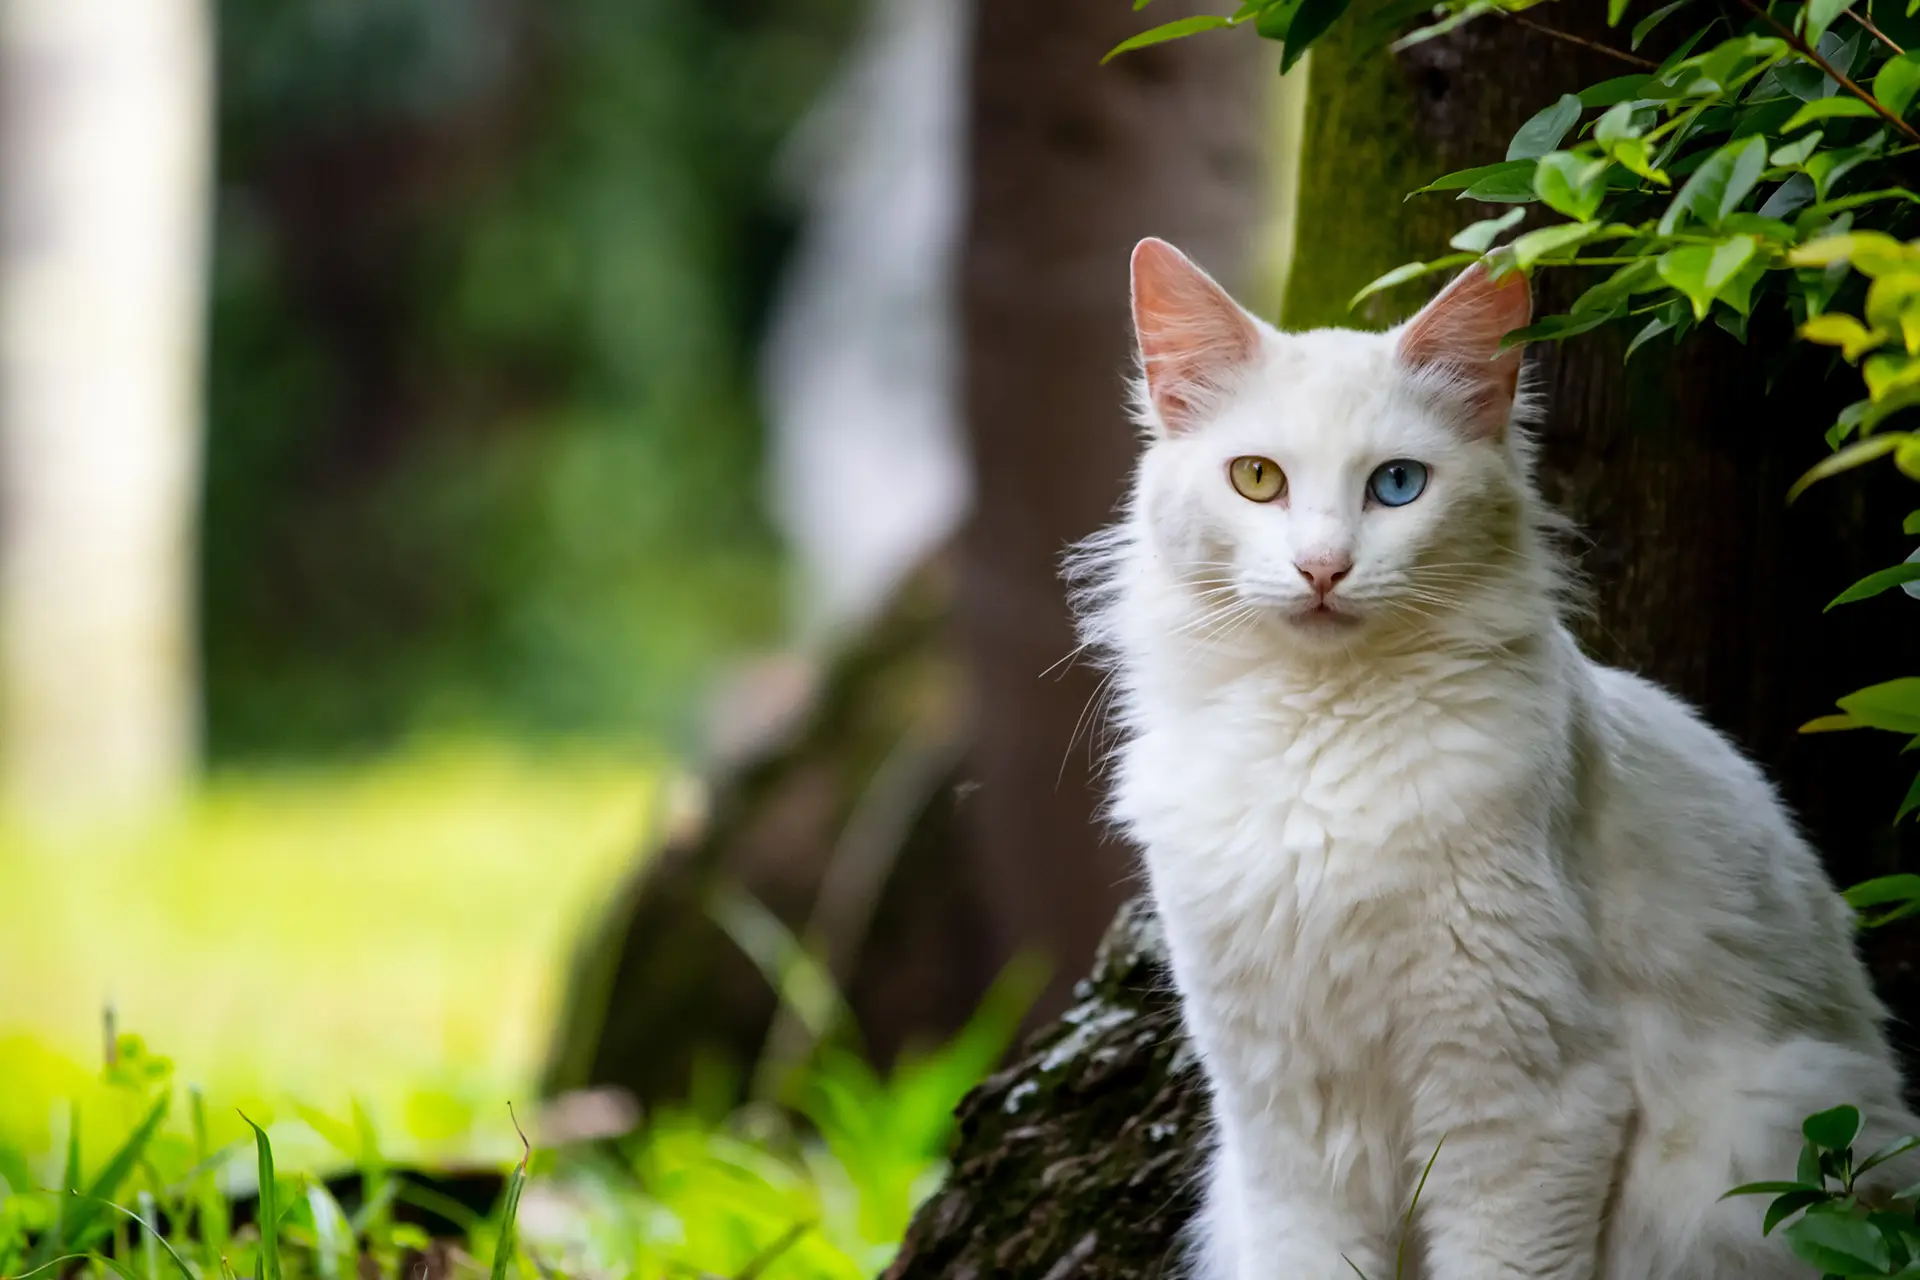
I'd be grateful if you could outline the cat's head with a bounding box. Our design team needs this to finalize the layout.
[1116,237,1558,659]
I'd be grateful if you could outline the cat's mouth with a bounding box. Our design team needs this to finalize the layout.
[1288,600,1361,629]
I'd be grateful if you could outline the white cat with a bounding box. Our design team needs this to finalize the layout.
[1071,238,1918,1280]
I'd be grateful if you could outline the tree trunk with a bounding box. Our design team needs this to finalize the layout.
[956,0,1266,1022]
[0,0,211,822]
[545,0,1272,1104]
[890,7,1920,1276]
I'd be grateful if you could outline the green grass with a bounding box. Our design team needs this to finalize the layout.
[0,950,1035,1280]
[0,741,658,1174]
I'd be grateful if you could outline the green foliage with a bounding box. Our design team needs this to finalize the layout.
[0,979,1021,1280]
[1721,1105,1920,1276]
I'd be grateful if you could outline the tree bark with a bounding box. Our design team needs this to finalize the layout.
[0,0,211,821]
[956,0,1266,1023]
[891,7,1920,1276]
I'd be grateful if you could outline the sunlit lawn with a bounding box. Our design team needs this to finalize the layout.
[0,741,659,1176]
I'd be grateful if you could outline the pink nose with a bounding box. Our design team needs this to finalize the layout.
[1295,555,1353,597]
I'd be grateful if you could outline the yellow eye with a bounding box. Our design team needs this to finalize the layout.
[1229,455,1285,503]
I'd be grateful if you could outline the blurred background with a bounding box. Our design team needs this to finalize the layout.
[0,0,1288,1188]
[7,2,1920,1274]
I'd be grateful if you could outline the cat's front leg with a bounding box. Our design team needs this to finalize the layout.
[1413,1055,1630,1280]
[1196,1137,1392,1280]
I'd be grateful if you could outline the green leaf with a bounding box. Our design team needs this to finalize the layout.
[1534,151,1609,220]
[1595,101,1648,143]
[1857,1133,1920,1175]
[1658,245,1718,319]
[1827,562,1920,607]
[1876,51,1920,117]
[1805,0,1861,47]
[1103,15,1233,61]
[1790,229,1913,273]
[1839,678,1920,734]
[1724,1180,1826,1197]
[1785,1206,1891,1275]
[1278,0,1351,71]
[1413,159,1535,195]
[1597,105,1671,182]
[1632,0,1689,47]
[1799,1138,1826,1187]
[1255,0,1300,37]
[1625,314,1676,361]
[1509,94,1584,161]
[1787,431,1906,500]
[242,1116,282,1280]
[1449,207,1526,252]
[1510,222,1604,268]
[1784,95,1881,131]
[1807,134,1888,201]
[1503,309,1621,343]
[1764,1189,1830,1235]
[1581,74,1653,104]
[1465,172,1544,203]
[1704,236,1759,295]
[1899,770,1920,821]
[1348,254,1478,309]
[1573,258,1660,315]
[1658,135,1769,234]
[1866,350,1920,400]
[1866,271,1920,336]
[1771,130,1824,167]
[1802,312,1885,359]
[1842,874,1920,910]
[1775,59,1835,102]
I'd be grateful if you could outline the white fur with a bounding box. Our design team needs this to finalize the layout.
[1073,295,1915,1279]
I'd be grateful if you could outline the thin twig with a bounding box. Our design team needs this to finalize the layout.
[1850,5,1905,55]
[1499,9,1660,68]
[1736,0,1920,144]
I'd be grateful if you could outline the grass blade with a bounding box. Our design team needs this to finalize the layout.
[36,1104,83,1267]
[9,1254,97,1280]
[34,1094,170,1265]
[70,1194,199,1280]
[240,1114,282,1280]
[1397,1136,1446,1280]
[489,1108,532,1280]
[190,1089,231,1272]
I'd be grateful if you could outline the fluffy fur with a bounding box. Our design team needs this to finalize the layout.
[1071,239,1916,1280]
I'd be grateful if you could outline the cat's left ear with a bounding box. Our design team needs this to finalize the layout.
[1394,263,1531,437]
[1131,238,1262,435]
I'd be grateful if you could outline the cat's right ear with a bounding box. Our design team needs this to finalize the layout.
[1394,262,1531,437]
[1131,238,1260,435]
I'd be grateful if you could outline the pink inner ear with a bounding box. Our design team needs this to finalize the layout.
[1395,264,1531,432]
[1131,238,1259,432]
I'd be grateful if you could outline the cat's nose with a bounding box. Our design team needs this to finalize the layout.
[1294,555,1353,597]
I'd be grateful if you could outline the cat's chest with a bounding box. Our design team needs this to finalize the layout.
[1117,688,1546,884]
[1115,688,1561,1045]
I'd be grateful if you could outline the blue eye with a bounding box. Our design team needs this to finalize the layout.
[1368,459,1429,507]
